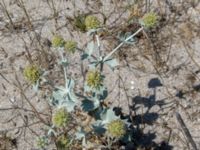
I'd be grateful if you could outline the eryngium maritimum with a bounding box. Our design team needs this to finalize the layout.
[107,119,126,138]
[86,70,103,89]
[85,16,101,30]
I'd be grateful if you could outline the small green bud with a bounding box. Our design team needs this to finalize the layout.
[86,70,103,89]
[85,16,101,30]
[36,137,48,149]
[56,135,70,149]
[52,35,65,47]
[64,41,77,53]
[107,119,126,138]
[52,108,70,128]
[140,12,158,28]
[23,65,40,84]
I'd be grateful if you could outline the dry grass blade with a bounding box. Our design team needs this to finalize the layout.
[176,112,198,150]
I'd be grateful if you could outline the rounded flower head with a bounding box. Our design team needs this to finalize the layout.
[56,135,70,149]
[140,12,158,28]
[36,137,48,149]
[86,70,103,89]
[52,35,65,48]
[65,41,77,53]
[107,119,126,138]
[85,16,101,30]
[23,65,40,84]
[52,108,70,128]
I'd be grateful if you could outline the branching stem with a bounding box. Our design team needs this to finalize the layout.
[103,27,143,61]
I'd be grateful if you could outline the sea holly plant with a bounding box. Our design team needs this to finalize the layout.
[50,78,78,112]
[36,136,48,149]
[23,12,159,149]
[23,64,48,92]
[81,13,159,71]
[52,107,71,128]
[85,15,102,35]
[65,40,77,53]
[52,35,65,48]
[139,12,158,29]
[82,15,119,70]
[82,34,118,70]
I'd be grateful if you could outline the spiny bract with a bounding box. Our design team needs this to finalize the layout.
[23,65,40,84]
[86,70,103,89]
[141,12,158,28]
[52,108,70,128]
[107,119,126,138]
[74,14,87,32]
[85,16,101,30]
[52,35,65,47]
[65,41,77,53]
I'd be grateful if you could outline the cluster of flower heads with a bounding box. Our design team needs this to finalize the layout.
[74,15,101,31]
[140,12,158,28]
[27,11,161,149]
[86,70,103,89]
[107,119,126,138]
[52,35,77,52]
[23,65,40,84]
[52,35,65,48]
[52,107,70,128]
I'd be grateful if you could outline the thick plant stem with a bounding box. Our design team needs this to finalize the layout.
[103,27,143,61]
[95,34,104,72]
[96,34,101,57]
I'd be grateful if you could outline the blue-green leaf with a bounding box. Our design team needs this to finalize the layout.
[33,80,39,92]
[50,78,77,112]
[104,58,118,70]
[100,108,119,124]
[81,97,100,112]
[87,29,97,36]
[75,127,86,140]
[61,99,76,112]
[92,120,106,135]
[118,32,136,44]
[81,53,89,60]
[86,41,98,56]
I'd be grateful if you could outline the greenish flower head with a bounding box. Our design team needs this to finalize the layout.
[56,135,70,149]
[23,65,40,84]
[107,119,126,138]
[74,14,86,32]
[36,137,48,149]
[52,108,70,128]
[52,35,65,47]
[140,12,158,28]
[86,70,103,89]
[65,41,77,53]
[85,16,101,30]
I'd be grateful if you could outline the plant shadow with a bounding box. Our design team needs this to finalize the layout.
[114,78,173,150]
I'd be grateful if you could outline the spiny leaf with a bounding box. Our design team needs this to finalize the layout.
[100,108,119,124]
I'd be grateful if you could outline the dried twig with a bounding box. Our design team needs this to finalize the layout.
[176,112,198,150]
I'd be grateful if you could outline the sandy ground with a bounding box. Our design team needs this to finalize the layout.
[0,0,200,149]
